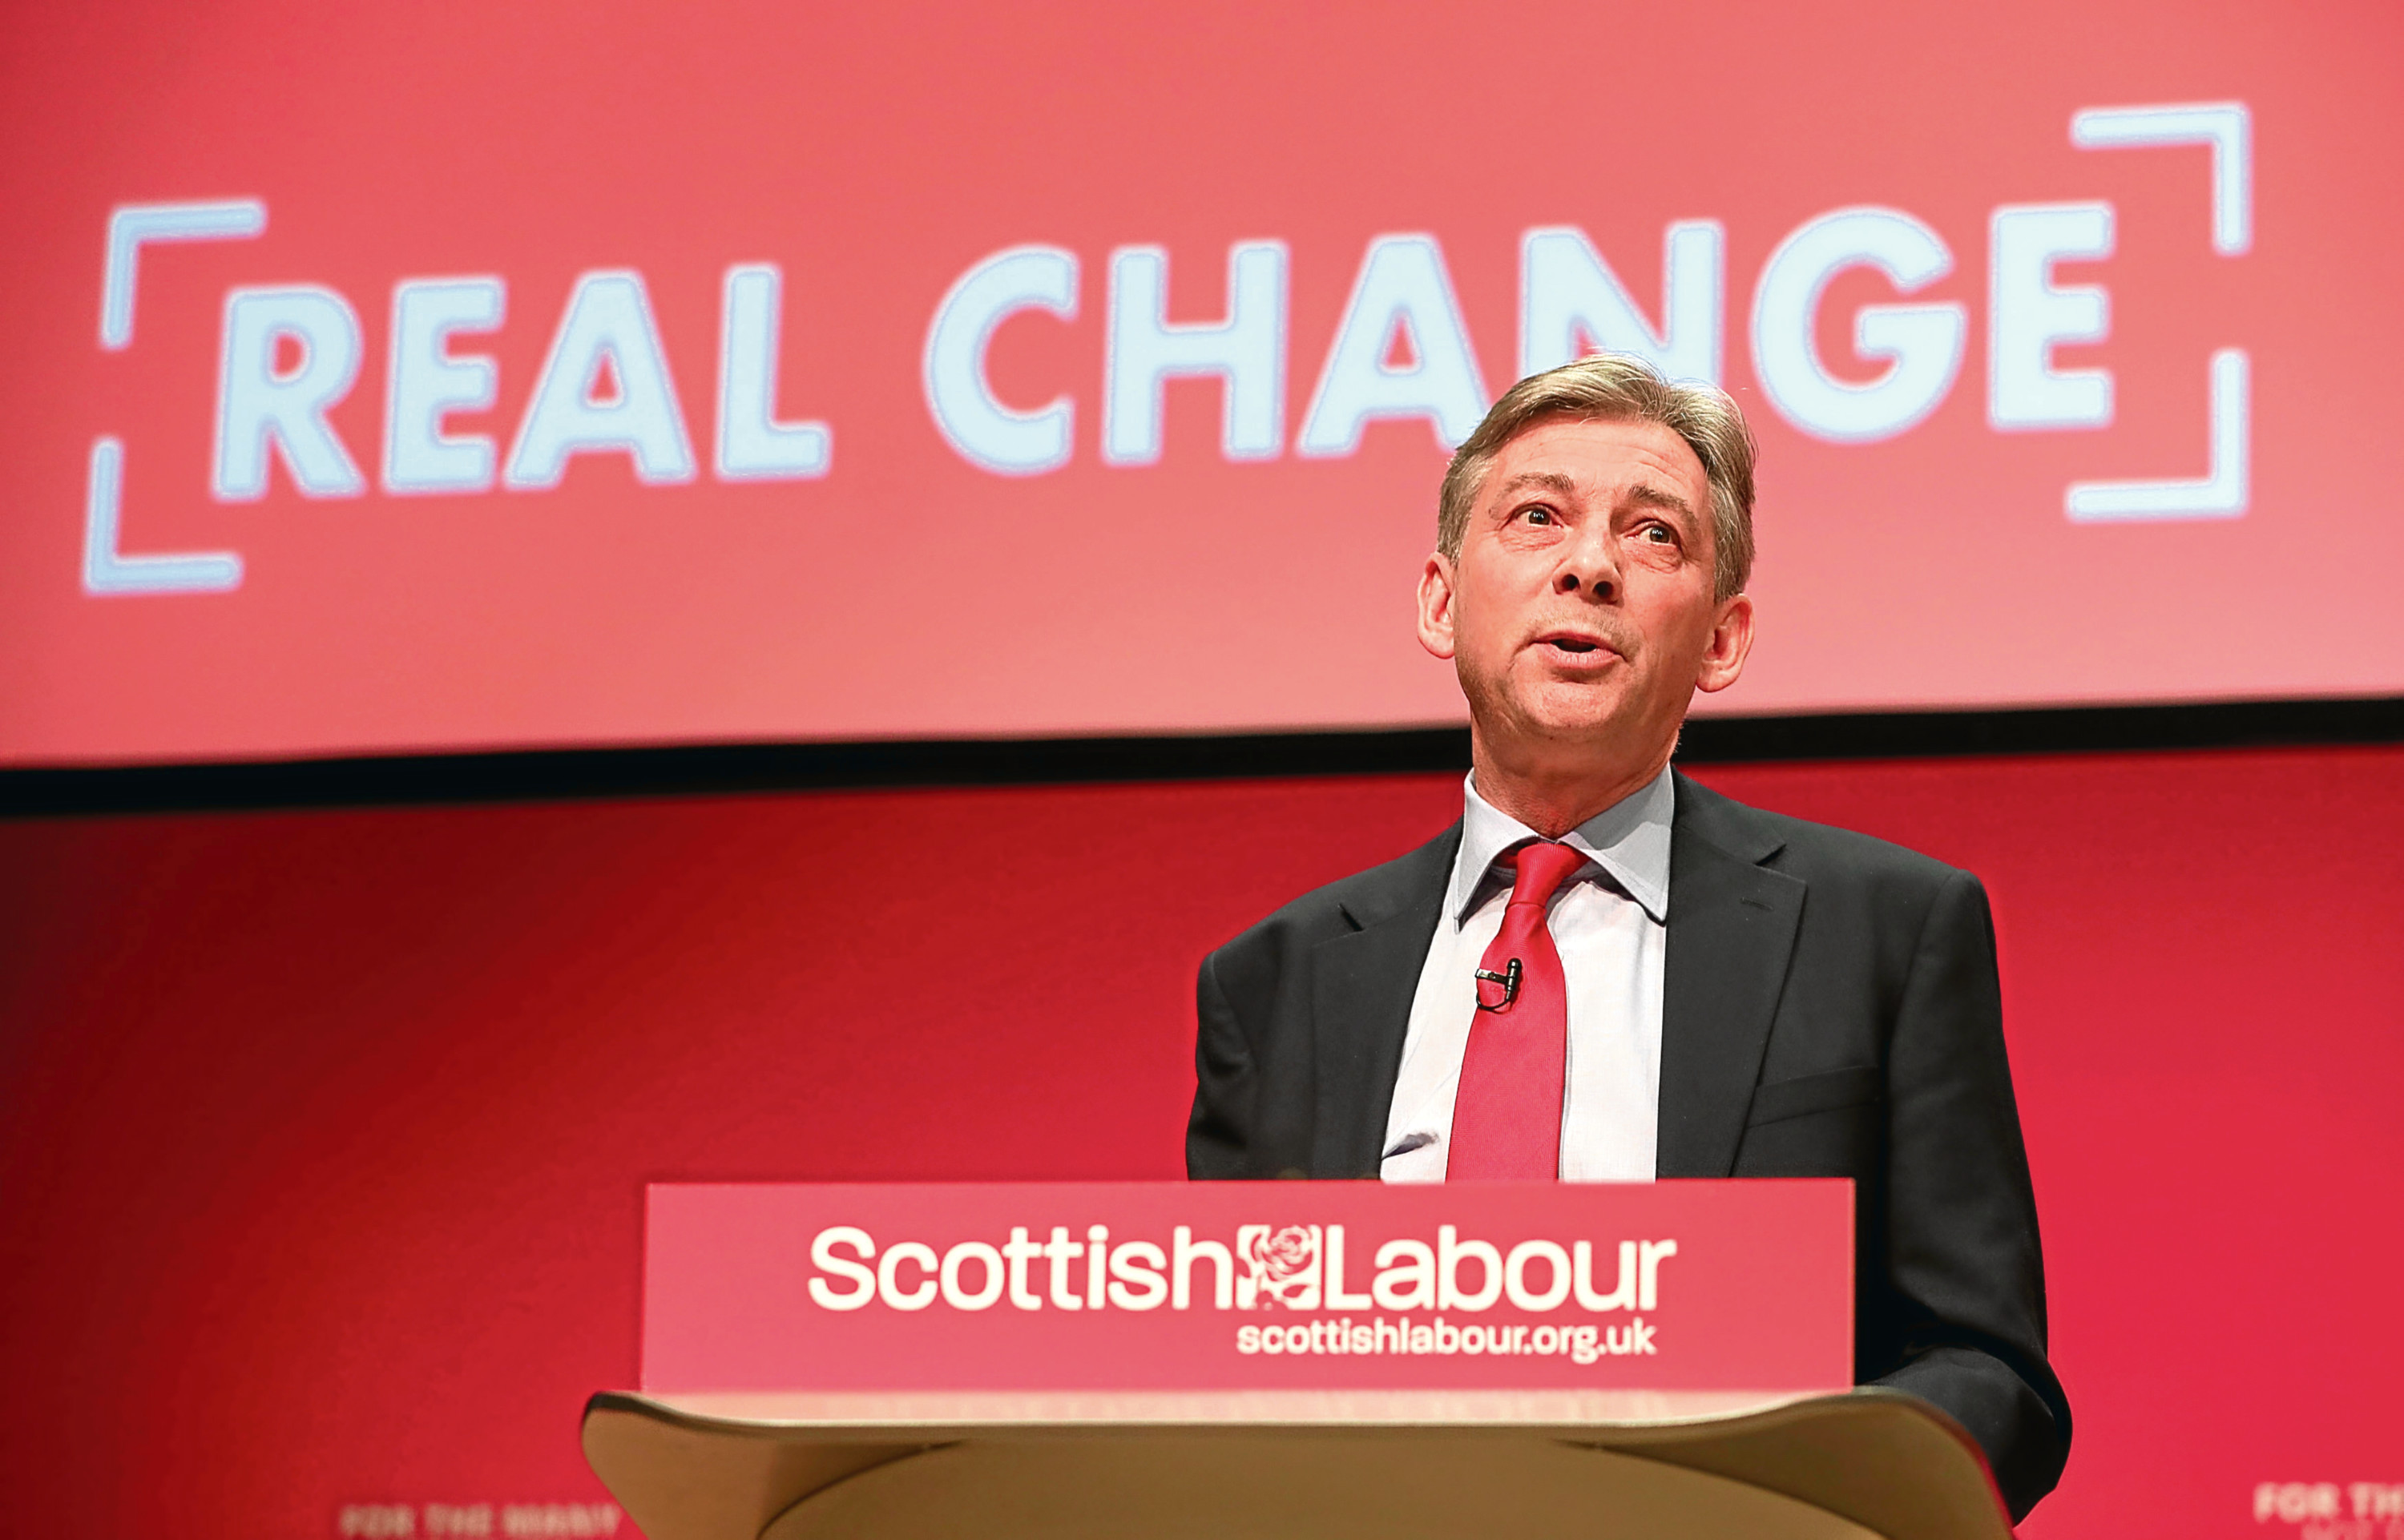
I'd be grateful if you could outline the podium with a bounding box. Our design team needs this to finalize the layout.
[582,1183,2015,1540]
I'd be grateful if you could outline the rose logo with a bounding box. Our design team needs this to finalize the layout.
[1235,1224,1321,1310]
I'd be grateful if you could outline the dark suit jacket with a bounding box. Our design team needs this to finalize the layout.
[1186,772,2069,1520]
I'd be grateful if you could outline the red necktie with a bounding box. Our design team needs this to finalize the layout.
[1447,839,1589,1179]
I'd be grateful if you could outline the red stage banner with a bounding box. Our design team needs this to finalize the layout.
[641,1181,1853,1395]
[2,2,2400,764]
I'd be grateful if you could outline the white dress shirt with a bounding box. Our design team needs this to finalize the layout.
[1380,765,1673,1183]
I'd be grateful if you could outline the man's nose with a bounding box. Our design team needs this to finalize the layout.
[1554,523,1620,599]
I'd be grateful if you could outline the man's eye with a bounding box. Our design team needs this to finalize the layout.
[1641,523,1676,543]
[1520,506,1554,526]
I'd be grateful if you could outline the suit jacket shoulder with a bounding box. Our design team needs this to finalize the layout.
[1673,772,1985,996]
[1676,770,1962,889]
[1206,823,1461,994]
[1680,768,2011,990]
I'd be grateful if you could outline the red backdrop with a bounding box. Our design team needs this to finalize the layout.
[6,0,2402,764]
[1,744,2398,1539]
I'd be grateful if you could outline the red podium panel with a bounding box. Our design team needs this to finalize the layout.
[642,1180,1851,1397]
[591,1182,2019,1528]
[591,1179,2014,1540]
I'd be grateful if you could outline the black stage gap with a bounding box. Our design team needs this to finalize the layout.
[5,695,2399,819]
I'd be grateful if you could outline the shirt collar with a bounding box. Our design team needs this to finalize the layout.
[1448,764,1676,925]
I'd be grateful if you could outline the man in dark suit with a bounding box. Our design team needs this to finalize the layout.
[1186,355,2069,1520]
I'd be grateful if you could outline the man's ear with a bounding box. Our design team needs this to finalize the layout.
[1417,553,1458,661]
[1694,591,1755,694]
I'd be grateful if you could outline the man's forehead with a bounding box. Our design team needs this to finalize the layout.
[1481,417,1708,506]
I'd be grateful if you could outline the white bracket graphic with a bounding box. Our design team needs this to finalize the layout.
[2069,103,2251,256]
[2066,349,2248,521]
[99,200,267,349]
[86,199,266,595]
[2064,103,2251,522]
[83,437,242,593]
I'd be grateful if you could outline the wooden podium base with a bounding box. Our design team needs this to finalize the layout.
[583,1389,2012,1540]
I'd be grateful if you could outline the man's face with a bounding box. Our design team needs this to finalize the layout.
[1417,415,1753,778]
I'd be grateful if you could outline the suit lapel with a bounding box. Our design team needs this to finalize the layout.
[1309,825,1459,1177]
[1657,774,1806,1178]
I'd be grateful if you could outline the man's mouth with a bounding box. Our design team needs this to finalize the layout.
[1533,631,1620,662]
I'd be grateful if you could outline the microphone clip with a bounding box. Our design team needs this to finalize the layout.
[1474,957,1523,1011]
